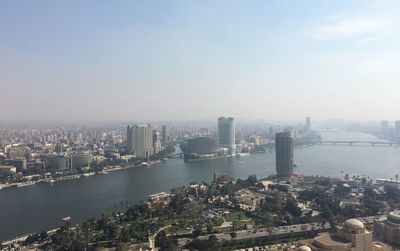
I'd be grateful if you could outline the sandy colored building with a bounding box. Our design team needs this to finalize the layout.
[374,211,400,246]
[304,219,391,251]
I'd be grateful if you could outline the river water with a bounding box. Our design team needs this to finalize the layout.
[0,131,399,241]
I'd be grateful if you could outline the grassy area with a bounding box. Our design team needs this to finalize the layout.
[223,211,247,222]
[232,219,255,230]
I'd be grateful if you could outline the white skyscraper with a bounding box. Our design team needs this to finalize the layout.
[218,117,235,154]
[127,124,154,158]
[305,117,311,132]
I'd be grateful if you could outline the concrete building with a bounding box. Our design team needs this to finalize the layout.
[152,130,162,154]
[218,117,235,154]
[395,120,400,137]
[44,155,71,171]
[0,166,17,175]
[71,153,92,170]
[307,219,391,251]
[374,210,400,246]
[127,124,154,158]
[275,132,293,178]
[1,158,27,172]
[381,120,389,134]
[161,125,167,147]
[306,117,311,132]
[6,147,26,159]
[186,137,219,154]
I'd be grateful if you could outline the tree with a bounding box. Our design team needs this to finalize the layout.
[206,223,213,234]
[285,200,302,217]
[116,242,129,251]
[247,175,258,186]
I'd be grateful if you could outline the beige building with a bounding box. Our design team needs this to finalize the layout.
[0,166,17,175]
[374,211,400,246]
[306,219,391,251]
[127,124,154,159]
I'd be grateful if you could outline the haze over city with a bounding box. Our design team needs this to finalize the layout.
[1,0,400,122]
[4,1,400,251]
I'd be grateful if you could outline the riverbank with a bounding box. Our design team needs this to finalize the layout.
[0,161,164,191]
[0,132,399,241]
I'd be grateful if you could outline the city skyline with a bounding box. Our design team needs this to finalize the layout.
[3,1,400,250]
[1,0,400,122]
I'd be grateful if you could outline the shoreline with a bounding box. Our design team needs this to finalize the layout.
[0,162,158,191]
[1,173,393,246]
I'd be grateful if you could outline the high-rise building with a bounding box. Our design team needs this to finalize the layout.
[161,125,167,147]
[127,124,154,158]
[218,117,235,154]
[305,117,311,131]
[395,121,400,135]
[44,155,71,171]
[268,126,274,139]
[71,153,92,170]
[275,132,293,178]
[152,130,162,154]
[127,125,134,154]
[381,120,389,134]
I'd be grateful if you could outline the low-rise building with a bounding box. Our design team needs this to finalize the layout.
[374,210,400,246]
[306,219,391,251]
[0,166,17,175]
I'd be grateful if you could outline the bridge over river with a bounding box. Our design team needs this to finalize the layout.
[320,140,399,146]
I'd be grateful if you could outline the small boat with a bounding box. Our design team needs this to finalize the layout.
[17,182,36,187]
[141,162,150,167]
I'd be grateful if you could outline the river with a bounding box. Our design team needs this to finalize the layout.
[0,131,399,241]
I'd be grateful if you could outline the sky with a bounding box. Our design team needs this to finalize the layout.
[1,0,400,122]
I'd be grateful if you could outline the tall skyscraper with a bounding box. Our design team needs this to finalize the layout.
[395,120,400,135]
[305,117,311,131]
[381,120,389,134]
[152,130,162,154]
[218,117,235,154]
[275,132,294,178]
[161,125,167,147]
[127,124,154,158]
[127,125,134,154]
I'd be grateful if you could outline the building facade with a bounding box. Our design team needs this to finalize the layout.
[381,120,389,134]
[218,117,235,154]
[71,153,92,170]
[161,125,167,147]
[44,155,71,171]
[127,124,154,159]
[275,132,294,178]
[374,211,400,246]
[306,117,311,132]
[152,130,162,154]
[308,219,390,251]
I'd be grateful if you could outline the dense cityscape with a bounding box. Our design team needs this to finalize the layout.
[2,0,400,250]
[1,117,400,250]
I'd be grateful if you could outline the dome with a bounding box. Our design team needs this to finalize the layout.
[344,219,364,230]
[298,246,312,251]
[387,211,400,225]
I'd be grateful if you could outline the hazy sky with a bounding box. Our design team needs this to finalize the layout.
[1,0,400,122]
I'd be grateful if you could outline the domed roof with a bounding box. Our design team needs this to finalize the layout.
[388,211,400,220]
[387,211,400,225]
[344,219,364,230]
[298,246,312,251]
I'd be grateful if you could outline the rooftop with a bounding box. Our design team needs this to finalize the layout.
[344,218,364,230]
